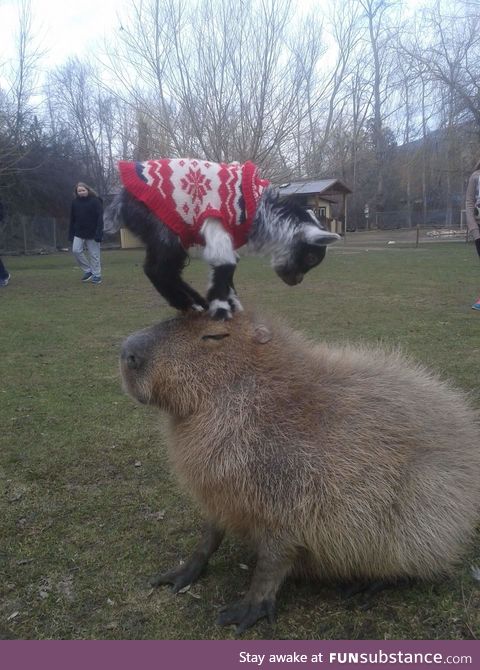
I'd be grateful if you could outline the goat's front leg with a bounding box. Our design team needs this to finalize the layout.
[151,521,225,592]
[207,264,245,320]
[144,245,208,312]
[202,219,243,320]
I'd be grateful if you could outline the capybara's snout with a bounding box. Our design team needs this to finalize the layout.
[121,332,150,371]
[120,329,159,403]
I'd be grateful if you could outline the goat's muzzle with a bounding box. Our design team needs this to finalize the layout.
[275,269,304,286]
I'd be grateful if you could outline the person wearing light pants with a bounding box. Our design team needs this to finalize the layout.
[69,182,104,284]
[72,236,101,279]
[465,159,480,311]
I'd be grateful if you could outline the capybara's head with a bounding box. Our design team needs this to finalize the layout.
[120,312,273,416]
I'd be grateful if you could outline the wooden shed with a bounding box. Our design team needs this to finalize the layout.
[278,178,352,234]
[120,228,143,249]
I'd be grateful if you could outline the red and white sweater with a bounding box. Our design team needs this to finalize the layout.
[118,158,270,249]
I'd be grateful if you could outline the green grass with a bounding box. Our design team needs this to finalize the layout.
[1,241,480,640]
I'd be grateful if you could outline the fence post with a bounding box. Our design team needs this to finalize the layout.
[22,215,28,254]
[53,218,57,250]
[415,224,420,248]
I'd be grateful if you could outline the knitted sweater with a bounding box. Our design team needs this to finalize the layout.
[118,159,270,248]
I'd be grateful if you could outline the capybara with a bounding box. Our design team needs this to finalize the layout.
[120,312,480,633]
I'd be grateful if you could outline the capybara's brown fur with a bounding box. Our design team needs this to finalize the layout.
[120,312,480,632]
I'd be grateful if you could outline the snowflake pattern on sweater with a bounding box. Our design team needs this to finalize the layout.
[118,158,270,249]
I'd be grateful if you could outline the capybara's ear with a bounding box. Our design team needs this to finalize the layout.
[253,324,272,344]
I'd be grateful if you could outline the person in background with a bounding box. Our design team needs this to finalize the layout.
[0,257,10,287]
[465,159,480,311]
[0,199,10,287]
[69,182,104,284]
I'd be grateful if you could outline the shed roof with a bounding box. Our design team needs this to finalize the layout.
[278,178,352,196]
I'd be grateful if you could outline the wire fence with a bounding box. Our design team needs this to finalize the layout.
[0,214,120,254]
[341,207,480,248]
[363,208,464,231]
[0,209,475,255]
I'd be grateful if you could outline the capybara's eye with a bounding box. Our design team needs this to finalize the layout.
[201,333,230,341]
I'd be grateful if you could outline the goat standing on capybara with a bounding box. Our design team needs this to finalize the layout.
[120,312,480,633]
[104,158,340,319]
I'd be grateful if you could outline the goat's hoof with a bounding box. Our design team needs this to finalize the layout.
[228,295,244,313]
[208,300,232,320]
[212,308,232,321]
[217,597,276,634]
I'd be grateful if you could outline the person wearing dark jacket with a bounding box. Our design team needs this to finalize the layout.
[465,159,480,311]
[69,182,104,284]
[0,257,10,287]
[0,199,10,287]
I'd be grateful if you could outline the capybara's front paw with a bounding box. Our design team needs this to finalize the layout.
[217,597,276,634]
[150,563,202,593]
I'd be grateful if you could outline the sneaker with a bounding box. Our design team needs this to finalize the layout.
[91,275,102,284]
[81,271,93,282]
[472,297,480,311]
[0,273,10,287]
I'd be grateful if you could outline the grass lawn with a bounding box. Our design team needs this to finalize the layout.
[1,241,479,640]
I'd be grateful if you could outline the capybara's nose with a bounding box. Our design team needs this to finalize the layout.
[121,328,157,371]
[121,338,146,370]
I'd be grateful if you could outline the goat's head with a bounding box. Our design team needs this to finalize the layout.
[269,196,341,285]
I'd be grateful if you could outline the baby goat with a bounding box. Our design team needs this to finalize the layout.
[104,158,340,319]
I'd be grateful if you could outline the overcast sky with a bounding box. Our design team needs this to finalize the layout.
[0,0,425,80]
[0,0,128,70]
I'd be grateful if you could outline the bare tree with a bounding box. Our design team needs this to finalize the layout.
[0,0,43,178]
[341,56,375,224]
[398,0,480,222]
[10,0,43,142]
[45,58,124,194]
[357,0,400,216]
[300,0,365,177]
[101,0,333,175]
[408,0,480,137]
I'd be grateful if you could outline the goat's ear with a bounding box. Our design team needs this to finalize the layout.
[253,324,272,344]
[265,187,280,204]
[308,231,341,246]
